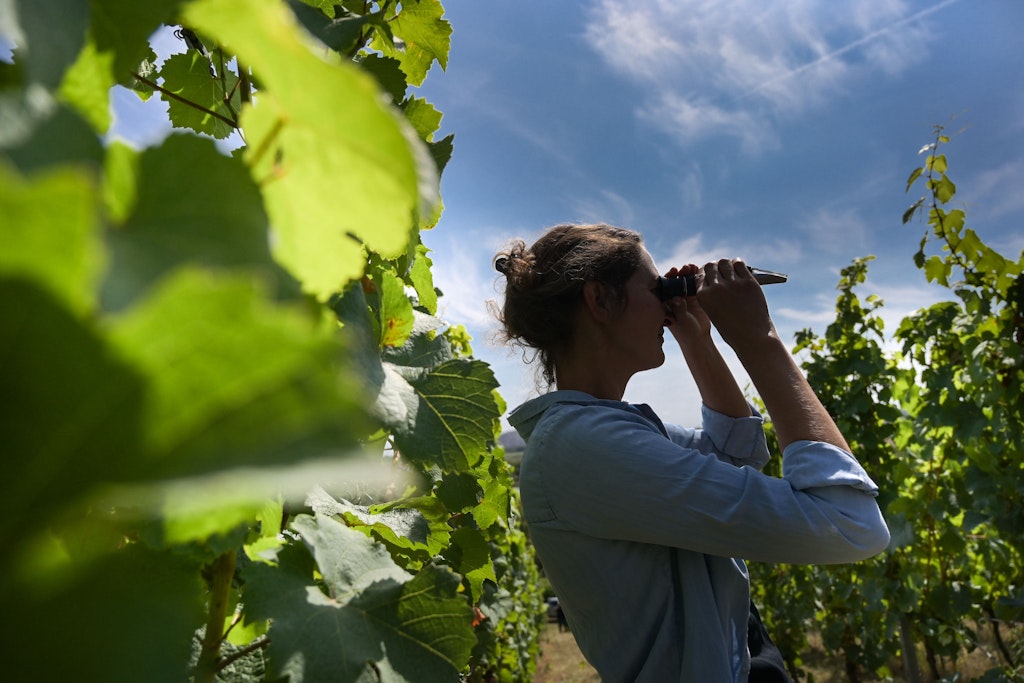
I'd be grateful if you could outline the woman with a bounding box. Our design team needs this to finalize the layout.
[493,223,889,682]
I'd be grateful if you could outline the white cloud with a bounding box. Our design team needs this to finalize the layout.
[654,232,803,274]
[637,92,775,154]
[964,159,1024,225]
[799,207,870,254]
[569,188,637,227]
[679,162,704,209]
[583,0,953,149]
[428,228,510,333]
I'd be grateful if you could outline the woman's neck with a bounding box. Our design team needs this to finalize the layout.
[554,353,630,401]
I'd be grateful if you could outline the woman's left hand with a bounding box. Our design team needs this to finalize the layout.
[664,264,712,345]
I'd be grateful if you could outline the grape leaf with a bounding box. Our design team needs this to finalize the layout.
[244,513,474,683]
[90,0,183,82]
[102,140,139,222]
[381,309,452,367]
[107,267,370,478]
[287,0,369,53]
[0,163,103,313]
[402,96,442,141]
[59,38,114,132]
[371,0,451,87]
[1,101,105,174]
[100,133,280,311]
[386,359,501,472]
[4,543,203,683]
[443,526,497,603]
[307,489,451,560]
[376,268,416,348]
[471,475,511,530]
[159,51,240,138]
[6,0,90,89]
[361,53,408,103]
[0,278,144,553]
[409,241,438,313]
[185,0,439,300]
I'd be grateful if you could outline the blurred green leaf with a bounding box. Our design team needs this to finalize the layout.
[100,133,279,311]
[107,267,369,478]
[4,542,204,683]
[0,279,145,554]
[0,163,104,312]
[1,102,104,173]
[90,0,183,83]
[59,38,114,132]
[7,0,90,89]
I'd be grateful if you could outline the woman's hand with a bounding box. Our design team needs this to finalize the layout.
[666,262,752,418]
[664,264,711,347]
[697,258,773,351]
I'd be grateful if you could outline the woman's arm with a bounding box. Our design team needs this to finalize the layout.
[665,264,751,418]
[697,258,850,452]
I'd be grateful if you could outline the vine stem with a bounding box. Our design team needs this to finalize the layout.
[217,636,270,672]
[132,72,239,129]
[196,550,237,683]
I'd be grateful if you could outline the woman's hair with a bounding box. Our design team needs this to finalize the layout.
[493,223,646,386]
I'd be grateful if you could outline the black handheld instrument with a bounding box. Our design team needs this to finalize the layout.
[655,267,788,300]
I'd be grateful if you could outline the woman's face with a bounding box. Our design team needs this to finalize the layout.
[607,247,669,375]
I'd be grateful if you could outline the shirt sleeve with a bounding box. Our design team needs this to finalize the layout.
[665,402,771,470]
[533,403,889,565]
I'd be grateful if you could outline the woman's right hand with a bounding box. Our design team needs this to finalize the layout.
[697,258,775,350]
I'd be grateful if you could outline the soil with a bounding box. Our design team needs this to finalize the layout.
[532,624,600,683]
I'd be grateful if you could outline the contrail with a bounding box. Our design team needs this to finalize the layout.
[747,0,962,97]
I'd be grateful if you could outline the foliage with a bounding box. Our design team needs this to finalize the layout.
[0,1,543,681]
[750,130,1023,682]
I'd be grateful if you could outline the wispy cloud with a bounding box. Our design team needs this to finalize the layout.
[569,188,637,227]
[655,232,803,273]
[583,0,957,150]
[798,207,870,254]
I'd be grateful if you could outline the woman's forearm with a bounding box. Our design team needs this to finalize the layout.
[681,338,751,418]
[732,331,850,452]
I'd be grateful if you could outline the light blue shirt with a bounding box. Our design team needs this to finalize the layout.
[509,390,889,682]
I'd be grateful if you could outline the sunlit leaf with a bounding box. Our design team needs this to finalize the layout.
[905,166,923,192]
[59,38,114,132]
[371,0,451,87]
[0,163,103,313]
[107,267,369,478]
[388,359,501,472]
[185,0,438,300]
[444,526,496,603]
[158,51,240,139]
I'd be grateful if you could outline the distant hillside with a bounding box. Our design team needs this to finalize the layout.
[499,430,525,453]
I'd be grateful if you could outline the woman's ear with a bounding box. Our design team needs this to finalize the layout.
[582,281,613,323]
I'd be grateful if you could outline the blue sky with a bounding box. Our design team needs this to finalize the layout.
[57,0,1024,429]
[413,0,1024,428]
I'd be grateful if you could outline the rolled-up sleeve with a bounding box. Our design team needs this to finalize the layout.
[536,404,889,565]
[667,403,771,470]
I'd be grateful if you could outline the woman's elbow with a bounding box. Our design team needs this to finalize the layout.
[835,508,891,562]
